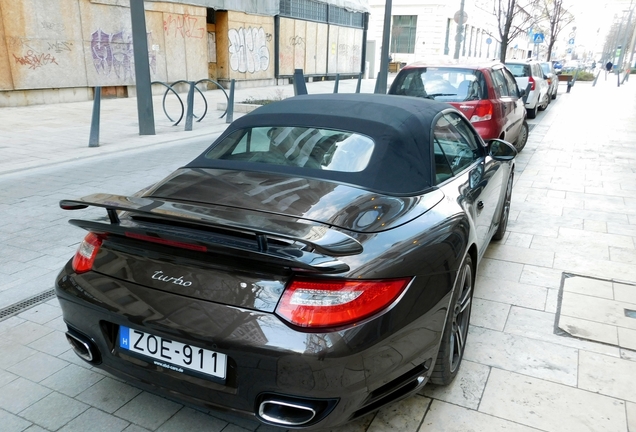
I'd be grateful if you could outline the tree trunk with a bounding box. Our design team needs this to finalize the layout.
[546,39,555,61]
[500,40,509,62]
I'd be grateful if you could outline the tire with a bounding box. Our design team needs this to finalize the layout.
[492,173,513,241]
[526,105,537,119]
[430,254,474,386]
[551,89,557,100]
[514,121,528,153]
[538,94,549,111]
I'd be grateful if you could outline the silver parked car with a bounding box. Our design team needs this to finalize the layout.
[539,61,559,100]
[505,60,550,119]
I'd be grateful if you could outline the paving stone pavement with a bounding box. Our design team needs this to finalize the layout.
[0,74,635,431]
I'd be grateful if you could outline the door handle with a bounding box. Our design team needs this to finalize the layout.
[477,201,484,210]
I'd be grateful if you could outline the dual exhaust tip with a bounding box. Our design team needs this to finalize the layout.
[259,399,317,426]
[257,395,337,427]
[65,330,100,364]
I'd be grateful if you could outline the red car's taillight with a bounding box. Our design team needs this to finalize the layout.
[276,277,412,328]
[470,100,493,123]
[528,75,536,90]
[72,232,104,273]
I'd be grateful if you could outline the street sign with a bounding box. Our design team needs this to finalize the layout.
[567,48,572,53]
[533,33,545,44]
[486,37,492,45]
[568,38,575,45]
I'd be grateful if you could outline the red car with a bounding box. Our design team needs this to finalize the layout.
[389,61,528,152]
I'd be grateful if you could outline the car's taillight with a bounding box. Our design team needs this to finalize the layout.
[276,277,412,328]
[72,232,104,273]
[528,76,536,90]
[470,100,493,123]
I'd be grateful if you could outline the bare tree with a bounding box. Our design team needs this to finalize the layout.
[490,0,539,62]
[538,0,575,61]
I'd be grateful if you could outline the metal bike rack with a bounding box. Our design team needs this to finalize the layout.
[195,79,229,121]
[152,81,184,126]
[153,78,229,126]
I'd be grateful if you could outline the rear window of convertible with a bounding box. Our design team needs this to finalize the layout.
[204,126,375,172]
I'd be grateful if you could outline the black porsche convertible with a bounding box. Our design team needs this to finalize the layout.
[55,93,516,429]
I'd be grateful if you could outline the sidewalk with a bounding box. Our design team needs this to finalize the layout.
[0,78,376,175]
[1,75,636,432]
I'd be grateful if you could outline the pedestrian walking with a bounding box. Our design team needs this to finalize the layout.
[605,61,613,80]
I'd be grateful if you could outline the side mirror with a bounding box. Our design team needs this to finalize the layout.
[488,139,517,161]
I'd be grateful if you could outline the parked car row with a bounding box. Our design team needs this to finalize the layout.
[388,59,559,149]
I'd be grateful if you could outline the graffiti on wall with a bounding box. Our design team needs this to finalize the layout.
[13,51,59,69]
[41,21,66,33]
[164,14,205,39]
[289,35,305,47]
[228,27,270,73]
[9,37,63,70]
[91,29,156,80]
[48,41,73,53]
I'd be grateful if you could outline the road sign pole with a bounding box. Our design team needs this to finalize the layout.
[453,0,466,60]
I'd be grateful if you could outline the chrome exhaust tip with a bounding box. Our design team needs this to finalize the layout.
[258,399,317,426]
[65,330,98,363]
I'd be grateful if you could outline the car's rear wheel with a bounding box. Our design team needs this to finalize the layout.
[514,121,528,153]
[430,254,474,386]
[526,105,537,119]
[492,173,513,241]
[551,88,558,100]
[538,94,549,111]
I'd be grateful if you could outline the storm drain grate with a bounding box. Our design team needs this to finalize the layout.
[0,289,57,322]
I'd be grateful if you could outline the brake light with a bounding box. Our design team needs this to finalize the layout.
[125,232,207,252]
[528,76,536,90]
[72,232,104,273]
[276,277,411,328]
[470,100,493,123]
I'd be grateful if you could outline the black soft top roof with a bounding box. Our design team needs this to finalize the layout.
[188,93,452,195]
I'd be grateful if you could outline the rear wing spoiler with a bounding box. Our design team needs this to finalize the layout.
[60,193,363,274]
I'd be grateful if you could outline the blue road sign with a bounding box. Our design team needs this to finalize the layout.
[533,33,545,44]
[486,37,492,45]
[568,38,575,45]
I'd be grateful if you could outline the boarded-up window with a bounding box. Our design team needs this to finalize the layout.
[208,32,216,63]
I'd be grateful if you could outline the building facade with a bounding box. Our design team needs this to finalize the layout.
[366,0,533,76]
[0,0,369,106]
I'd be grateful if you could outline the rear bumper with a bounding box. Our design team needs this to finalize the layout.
[472,122,500,141]
[524,91,539,109]
[55,266,445,429]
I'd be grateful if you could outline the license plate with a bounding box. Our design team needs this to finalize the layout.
[119,326,227,379]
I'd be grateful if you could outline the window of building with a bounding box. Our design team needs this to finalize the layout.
[390,15,417,53]
[278,0,364,28]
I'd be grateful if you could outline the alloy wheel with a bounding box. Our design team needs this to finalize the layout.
[449,262,472,373]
